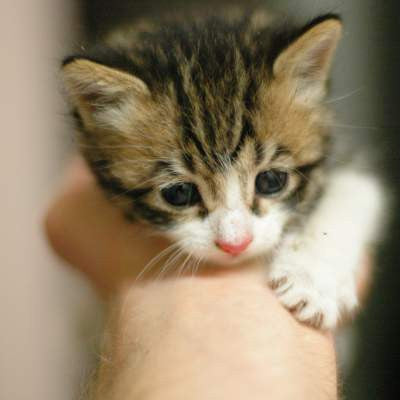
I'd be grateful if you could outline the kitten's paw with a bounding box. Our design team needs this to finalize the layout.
[269,267,358,330]
[269,270,338,329]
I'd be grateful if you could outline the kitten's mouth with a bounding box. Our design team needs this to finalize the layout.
[211,248,256,267]
[208,251,260,270]
[215,237,253,257]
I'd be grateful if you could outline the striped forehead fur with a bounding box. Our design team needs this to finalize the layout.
[64,10,340,227]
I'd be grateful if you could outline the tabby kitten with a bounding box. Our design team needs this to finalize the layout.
[62,10,384,329]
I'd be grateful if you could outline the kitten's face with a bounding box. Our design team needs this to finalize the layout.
[91,89,327,264]
[63,14,341,264]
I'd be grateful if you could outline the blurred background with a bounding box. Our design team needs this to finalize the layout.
[1,1,399,399]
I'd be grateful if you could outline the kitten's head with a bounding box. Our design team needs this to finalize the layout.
[62,12,341,264]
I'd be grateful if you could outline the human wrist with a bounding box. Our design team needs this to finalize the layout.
[93,269,337,400]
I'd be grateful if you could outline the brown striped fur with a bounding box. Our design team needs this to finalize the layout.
[62,9,341,245]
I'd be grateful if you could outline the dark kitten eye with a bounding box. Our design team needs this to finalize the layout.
[255,170,288,196]
[161,183,201,207]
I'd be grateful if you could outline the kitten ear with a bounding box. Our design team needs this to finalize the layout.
[61,57,150,129]
[273,16,342,104]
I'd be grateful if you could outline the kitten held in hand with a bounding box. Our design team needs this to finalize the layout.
[62,10,384,329]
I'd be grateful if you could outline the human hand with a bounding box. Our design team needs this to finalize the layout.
[45,157,176,296]
[44,158,371,399]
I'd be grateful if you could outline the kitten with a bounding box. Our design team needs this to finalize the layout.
[62,10,384,329]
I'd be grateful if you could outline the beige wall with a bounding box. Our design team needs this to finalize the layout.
[0,1,100,399]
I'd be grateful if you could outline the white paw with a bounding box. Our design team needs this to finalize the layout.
[268,253,358,330]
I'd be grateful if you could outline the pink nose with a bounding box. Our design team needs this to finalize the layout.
[215,237,253,256]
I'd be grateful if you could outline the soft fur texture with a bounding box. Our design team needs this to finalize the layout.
[62,9,384,329]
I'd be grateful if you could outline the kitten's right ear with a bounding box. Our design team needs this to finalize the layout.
[61,57,150,129]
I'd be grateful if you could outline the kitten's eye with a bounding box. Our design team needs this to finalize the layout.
[255,170,288,196]
[161,183,201,207]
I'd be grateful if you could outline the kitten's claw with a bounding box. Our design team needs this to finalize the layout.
[268,268,357,330]
[269,276,288,291]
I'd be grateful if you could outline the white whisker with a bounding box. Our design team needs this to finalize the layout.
[136,241,182,281]
[156,245,187,280]
[327,123,379,131]
[325,87,364,104]
[191,256,204,277]
[177,252,193,278]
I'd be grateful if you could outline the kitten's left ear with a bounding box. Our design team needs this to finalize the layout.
[273,15,342,104]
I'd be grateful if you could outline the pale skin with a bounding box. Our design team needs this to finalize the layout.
[45,158,371,400]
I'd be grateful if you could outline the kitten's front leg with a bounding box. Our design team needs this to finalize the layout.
[268,169,383,330]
